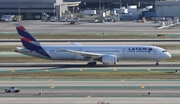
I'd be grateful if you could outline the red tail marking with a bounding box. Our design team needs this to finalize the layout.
[21,37,32,42]
[17,26,26,31]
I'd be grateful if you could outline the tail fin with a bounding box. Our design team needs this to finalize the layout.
[15,24,51,58]
[15,24,41,51]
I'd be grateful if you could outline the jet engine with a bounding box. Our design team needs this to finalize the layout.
[101,55,117,65]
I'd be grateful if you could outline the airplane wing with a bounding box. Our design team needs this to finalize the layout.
[69,41,82,46]
[58,48,104,58]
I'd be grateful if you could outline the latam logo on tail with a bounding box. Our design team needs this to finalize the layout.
[14,24,171,66]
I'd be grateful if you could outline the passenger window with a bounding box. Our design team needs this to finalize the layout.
[50,50,55,52]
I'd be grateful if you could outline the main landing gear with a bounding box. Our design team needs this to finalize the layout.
[156,60,160,66]
[87,58,97,66]
[87,62,97,66]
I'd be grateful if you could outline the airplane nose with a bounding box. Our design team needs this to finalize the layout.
[166,53,171,58]
[162,52,171,59]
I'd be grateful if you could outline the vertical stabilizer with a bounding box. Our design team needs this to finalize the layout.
[15,24,41,50]
[15,24,50,58]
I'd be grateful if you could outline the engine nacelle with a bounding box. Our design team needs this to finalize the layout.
[101,55,117,65]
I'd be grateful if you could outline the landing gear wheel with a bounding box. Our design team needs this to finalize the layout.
[156,62,159,66]
[7,90,11,93]
[87,63,91,66]
[87,62,97,66]
[91,62,97,66]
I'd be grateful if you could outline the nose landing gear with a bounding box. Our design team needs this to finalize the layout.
[156,60,160,66]
[156,62,159,66]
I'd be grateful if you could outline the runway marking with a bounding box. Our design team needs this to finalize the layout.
[50,86,55,89]
[121,79,125,82]
[141,86,145,89]
[114,68,117,72]
[79,69,83,72]
[148,68,151,71]
[87,96,91,98]
[45,70,49,72]
[48,79,53,81]
[11,70,15,72]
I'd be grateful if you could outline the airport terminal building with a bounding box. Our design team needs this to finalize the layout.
[1,0,180,20]
[0,0,80,20]
[155,0,180,17]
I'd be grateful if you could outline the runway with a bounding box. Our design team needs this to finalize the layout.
[1,20,180,34]
[1,88,180,97]
[1,80,180,103]
[1,97,180,104]
[0,62,180,68]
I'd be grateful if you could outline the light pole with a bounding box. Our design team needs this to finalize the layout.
[118,0,122,21]
[108,0,109,9]
[18,7,27,21]
[99,0,101,17]
[18,7,21,21]
[102,0,104,18]
[18,7,20,17]
[119,0,121,9]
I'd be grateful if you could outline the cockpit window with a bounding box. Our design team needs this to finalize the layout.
[162,50,167,52]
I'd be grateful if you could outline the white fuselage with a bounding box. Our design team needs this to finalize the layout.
[14,24,172,66]
[18,45,171,61]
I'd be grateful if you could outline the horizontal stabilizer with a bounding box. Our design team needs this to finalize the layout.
[69,41,82,46]
[15,47,31,52]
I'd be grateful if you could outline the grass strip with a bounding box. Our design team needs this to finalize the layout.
[0,72,180,79]
[0,34,178,39]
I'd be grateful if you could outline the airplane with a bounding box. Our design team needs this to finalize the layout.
[14,24,171,66]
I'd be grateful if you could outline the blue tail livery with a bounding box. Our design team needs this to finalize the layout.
[15,24,50,58]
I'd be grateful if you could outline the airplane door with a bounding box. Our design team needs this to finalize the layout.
[122,48,126,55]
[153,49,156,55]
[49,49,55,54]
